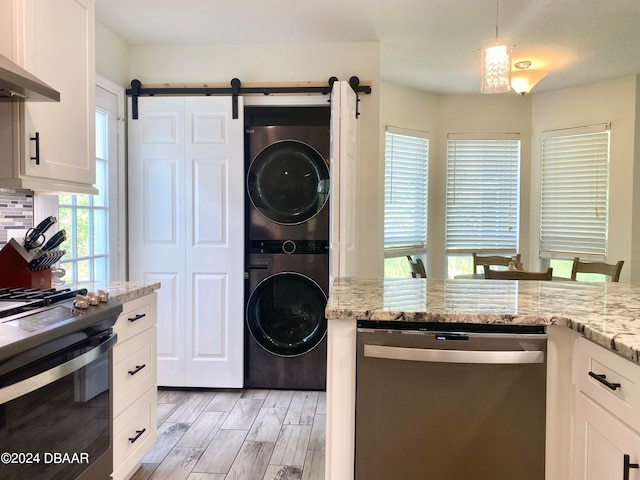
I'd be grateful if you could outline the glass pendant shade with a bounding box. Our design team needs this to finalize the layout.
[481,38,512,93]
[510,69,548,95]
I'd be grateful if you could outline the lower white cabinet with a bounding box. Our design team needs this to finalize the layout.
[572,337,640,480]
[112,293,158,480]
[573,393,640,480]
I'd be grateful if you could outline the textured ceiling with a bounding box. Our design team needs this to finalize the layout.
[95,0,640,94]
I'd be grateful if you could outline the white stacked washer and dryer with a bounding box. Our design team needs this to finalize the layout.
[244,106,331,390]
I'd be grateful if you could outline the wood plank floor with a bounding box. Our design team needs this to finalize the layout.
[131,388,326,480]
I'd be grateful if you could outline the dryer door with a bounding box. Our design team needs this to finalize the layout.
[247,140,330,225]
[246,272,327,356]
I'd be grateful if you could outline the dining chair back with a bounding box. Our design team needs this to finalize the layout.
[570,258,624,282]
[483,265,553,281]
[473,253,521,274]
[406,255,427,278]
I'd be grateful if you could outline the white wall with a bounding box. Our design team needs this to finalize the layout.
[95,22,130,88]
[96,28,640,282]
[530,76,639,282]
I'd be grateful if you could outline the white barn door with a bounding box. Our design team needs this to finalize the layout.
[330,81,360,283]
[128,96,244,387]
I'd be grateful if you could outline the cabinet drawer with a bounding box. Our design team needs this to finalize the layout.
[573,337,640,432]
[114,293,157,344]
[113,326,157,416]
[113,388,157,480]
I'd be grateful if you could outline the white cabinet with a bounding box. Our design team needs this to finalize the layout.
[0,0,96,194]
[128,96,245,388]
[572,337,640,480]
[112,293,158,480]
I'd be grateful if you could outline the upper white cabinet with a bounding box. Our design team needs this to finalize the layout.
[0,0,96,193]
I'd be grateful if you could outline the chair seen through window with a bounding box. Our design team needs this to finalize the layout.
[473,253,521,274]
[406,256,427,278]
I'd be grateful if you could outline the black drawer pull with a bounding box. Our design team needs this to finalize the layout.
[589,371,621,390]
[624,454,639,480]
[128,364,146,376]
[129,428,146,444]
[128,313,146,323]
[30,132,40,165]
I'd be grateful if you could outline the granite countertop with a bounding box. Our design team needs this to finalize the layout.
[326,277,640,365]
[65,280,161,303]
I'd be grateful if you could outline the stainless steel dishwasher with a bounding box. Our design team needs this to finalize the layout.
[355,321,547,480]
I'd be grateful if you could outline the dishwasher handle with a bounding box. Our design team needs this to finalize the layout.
[364,344,544,364]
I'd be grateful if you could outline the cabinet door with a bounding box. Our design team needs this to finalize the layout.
[573,392,640,480]
[329,80,359,283]
[21,0,95,186]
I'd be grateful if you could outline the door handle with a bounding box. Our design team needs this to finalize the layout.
[623,454,639,480]
[30,132,40,165]
[0,334,117,403]
[363,344,544,364]
[589,371,621,390]
[128,364,147,376]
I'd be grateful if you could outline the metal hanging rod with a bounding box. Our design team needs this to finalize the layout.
[126,76,372,120]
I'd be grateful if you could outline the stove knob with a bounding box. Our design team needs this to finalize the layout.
[74,295,89,309]
[96,290,109,302]
[86,293,100,306]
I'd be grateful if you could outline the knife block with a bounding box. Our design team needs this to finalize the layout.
[0,239,51,289]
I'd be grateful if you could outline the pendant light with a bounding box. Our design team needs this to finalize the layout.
[481,0,511,94]
[510,61,547,96]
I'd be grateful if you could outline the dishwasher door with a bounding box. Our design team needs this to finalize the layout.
[355,326,547,480]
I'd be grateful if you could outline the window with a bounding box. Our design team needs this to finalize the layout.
[540,124,610,260]
[59,110,110,282]
[445,134,520,261]
[383,126,429,277]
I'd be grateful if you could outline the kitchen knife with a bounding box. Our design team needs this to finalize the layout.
[40,229,66,252]
[24,216,57,250]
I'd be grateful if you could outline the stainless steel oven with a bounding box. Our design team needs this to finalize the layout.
[0,288,122,480]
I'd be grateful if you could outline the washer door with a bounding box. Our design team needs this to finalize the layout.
[247,140,330,224]
[246,272,327,357]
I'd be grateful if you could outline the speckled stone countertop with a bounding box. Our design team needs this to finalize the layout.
[326,277,640,364]
[65,280,161,303]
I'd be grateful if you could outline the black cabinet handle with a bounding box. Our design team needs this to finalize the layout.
[128,313,146,323]
[128,364,146,376]
[30,132,40,165]
[624,454,639,480]
[128,428,146,444]
[589,371,621,390]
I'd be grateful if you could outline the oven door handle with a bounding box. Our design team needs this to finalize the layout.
[0,334,117,404]
[363,344,544,364]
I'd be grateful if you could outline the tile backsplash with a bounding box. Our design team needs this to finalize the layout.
[0,190,34,245]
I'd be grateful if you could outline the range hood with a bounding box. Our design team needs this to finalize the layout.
[0,52,59,102]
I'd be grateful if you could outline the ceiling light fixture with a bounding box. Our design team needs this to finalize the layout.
[481,0,511,94]
[510,60,548,96]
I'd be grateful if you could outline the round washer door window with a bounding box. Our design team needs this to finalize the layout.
[246,272,327,357]
[247,140,330,224]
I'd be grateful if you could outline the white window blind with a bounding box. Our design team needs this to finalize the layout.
[445,134,520,253]
[384,126,429,256]
[540,124,610,260]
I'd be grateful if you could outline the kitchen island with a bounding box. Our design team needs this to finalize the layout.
[325,277,640,480]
